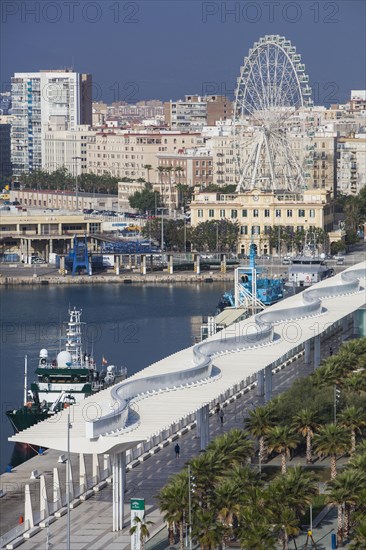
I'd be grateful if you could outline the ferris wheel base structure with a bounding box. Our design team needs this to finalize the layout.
[234,35,314,194]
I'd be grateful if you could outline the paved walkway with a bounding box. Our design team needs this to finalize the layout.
[1,329,347,549]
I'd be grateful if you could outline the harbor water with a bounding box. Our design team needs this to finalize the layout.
[0,283,229,471]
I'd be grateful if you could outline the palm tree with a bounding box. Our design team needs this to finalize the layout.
[129,514,154,550]
[292,408,320,463]
[338,406,366,455]
[157,472,188,549]
[143,164,152,183]
[313,424,350,479]
[271,466,318,519]
[175,166,184,206]
[206,428,254,469]
[350,516,366,549]
[237,507,277,550]
[244,406,273,465]
[157,166,165,205]
[272,506,300,550]
[164,165,173,213]
[266,426,299,474]
[192,508,223,550]
[327,469,366,543]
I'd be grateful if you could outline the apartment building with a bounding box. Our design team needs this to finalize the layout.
[0,123,12,181]
[337,134,366,195]
[190,189,334,255]
[11,70,92,177]
[86,131,205,181]
[43,125,96,175]
[164,95,232,129]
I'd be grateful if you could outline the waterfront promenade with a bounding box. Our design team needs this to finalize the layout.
[1,326,344,549]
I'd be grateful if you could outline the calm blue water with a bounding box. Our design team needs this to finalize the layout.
[0,283,229,471]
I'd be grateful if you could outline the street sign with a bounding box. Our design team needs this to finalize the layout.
[131,498,145,550]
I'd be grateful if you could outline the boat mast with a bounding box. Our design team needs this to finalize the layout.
[65,308,83,367]
[23,355,28,406]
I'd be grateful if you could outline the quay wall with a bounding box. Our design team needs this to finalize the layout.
[0,273,233,286]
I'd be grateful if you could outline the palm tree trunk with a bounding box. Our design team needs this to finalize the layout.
[344,505,350,538]
[282,528,289,550]
[259,437,268,463]
[351,429,356,455]
[306,431,312,463]
[330,455,337,479]
[179,521,184,550]
[337,504,343,546]
[168,522,174,546]
[281,452,287,474]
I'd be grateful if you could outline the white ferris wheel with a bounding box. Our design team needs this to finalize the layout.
[234,35,314,193]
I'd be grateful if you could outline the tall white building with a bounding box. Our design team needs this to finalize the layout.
[43,125,95,175]
[11,70,92,177]
[337,134,366,195]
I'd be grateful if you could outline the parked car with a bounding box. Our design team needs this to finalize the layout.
[31,257,47,264]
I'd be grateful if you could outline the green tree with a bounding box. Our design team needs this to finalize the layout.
[266,426,299,474]
[313,424,351,479]
[129,186,161,213]
[292,408,320,463]
[338,406,366,455]
[327,469,366,544]
[245,406,274,465]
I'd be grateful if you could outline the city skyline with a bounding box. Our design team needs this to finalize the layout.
[1,0,365,105]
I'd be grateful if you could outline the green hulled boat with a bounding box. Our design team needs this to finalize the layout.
[7,308,127,433]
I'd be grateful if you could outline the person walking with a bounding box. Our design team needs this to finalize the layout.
[219,408,224,426]
[215,402,221,420]
[330,347,333,356]
[175,443,180,459]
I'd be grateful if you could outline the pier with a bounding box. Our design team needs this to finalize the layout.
[1,262,365,548]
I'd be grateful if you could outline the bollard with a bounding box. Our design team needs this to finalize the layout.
[331,533,337,549]
[5,464,12,473]
[38,447,44,455]
[19,515,24,525]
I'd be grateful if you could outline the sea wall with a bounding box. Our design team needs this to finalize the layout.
[0,273,233,286]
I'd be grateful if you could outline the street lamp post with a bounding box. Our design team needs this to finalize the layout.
[188,465,192,550]
[66,408,72,550]
[72,156,82,211]
[156,207,164,253]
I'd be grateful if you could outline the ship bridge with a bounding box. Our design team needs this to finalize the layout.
[10,262,366,532]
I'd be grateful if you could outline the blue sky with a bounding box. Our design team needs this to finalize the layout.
[1,0,365,105]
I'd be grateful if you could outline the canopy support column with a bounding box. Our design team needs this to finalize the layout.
[257,369,265,397]
[196,404,209,451]
[112,450,126,531]
[265,365,272,403]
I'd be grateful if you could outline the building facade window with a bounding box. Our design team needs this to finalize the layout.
[253,209,259,217]
[240,225,248,235]
[198,209,203,218]
[219,209,225,217]
[242,209,248,217]
[252,225,260,235]
[309,209,315,218]
[231,209,238,219]
[275,209,281,217]
[287,209,293,217]
[208,209,215,218]
[298,209,305,217]
[264,209,270,217]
